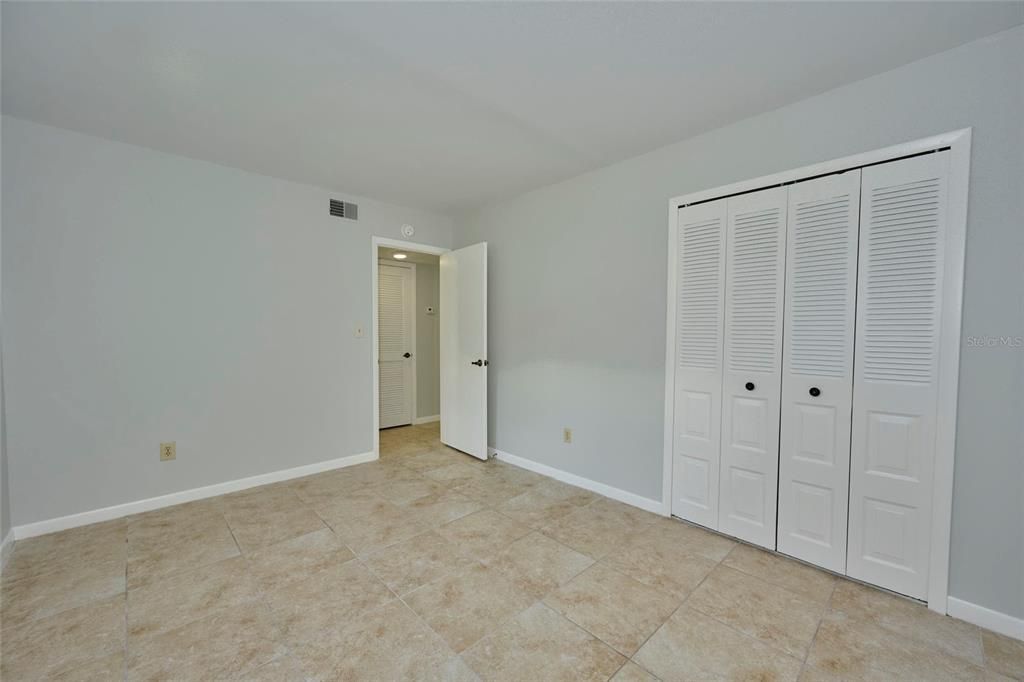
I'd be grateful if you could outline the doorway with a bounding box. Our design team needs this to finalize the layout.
[371,237,489,461]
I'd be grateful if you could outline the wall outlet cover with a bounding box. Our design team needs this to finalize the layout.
[160,442,176,461]
[563,428,572,444]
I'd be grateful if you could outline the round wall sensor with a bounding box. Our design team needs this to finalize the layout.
[401,224,415,238]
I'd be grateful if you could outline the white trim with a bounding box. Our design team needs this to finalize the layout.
[371,237,450,459]
[12,451,376,541]
[0,529,15,574]
[663,129,971,613]
[490,447,666,516]
[948,597,1024,642]
[413,415,440,425]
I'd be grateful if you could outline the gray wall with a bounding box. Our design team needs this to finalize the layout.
[455,27,1024,617]
[2,116,453,526]
[415,262,441,420]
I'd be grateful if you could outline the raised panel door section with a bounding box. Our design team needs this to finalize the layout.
[848,152,949,599]
[718,186,787,548]
[672,199,728,528]
[777,171,861,572]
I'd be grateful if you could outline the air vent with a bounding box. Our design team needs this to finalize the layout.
[330,199,359,220]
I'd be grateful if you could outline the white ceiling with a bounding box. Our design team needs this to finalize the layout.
[3,2,1021,212]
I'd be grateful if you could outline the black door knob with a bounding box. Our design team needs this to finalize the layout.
[745,382,755,391]
[471,359,483,366]
[403,352,411,358]
[809,387,821,397]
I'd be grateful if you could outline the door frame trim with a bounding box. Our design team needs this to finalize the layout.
[377,259,417,429]
[371,237,450,459]
[662,129,971,614]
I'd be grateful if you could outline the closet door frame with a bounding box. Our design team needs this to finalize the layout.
[663,128,971,615]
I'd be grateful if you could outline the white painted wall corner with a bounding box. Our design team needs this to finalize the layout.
[12,450,377,541]
[489,447,667,516]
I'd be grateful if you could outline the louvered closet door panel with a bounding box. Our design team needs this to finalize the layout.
[777,171,861,572]
[719,186,787,548]
[848,152,949,599]
[672,199,728,528]
[379,263,415,429]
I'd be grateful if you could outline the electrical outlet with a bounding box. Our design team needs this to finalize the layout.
[160,441,176,461]
[563,428,572,444]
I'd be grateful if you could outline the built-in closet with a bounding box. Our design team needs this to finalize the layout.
[668,142,961,603]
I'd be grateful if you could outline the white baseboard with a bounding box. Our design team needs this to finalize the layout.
[948,597,1024,641]
[12,450,377,541]
[0,528,15,575]
[489,447,667,516]
[413,415,440,425]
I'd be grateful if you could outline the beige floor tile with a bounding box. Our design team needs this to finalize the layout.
[243,654,309,681]
[984,630,1024,680]
[686,565,824,658]
[498,487,580,529]
[219,484,303,516]
[399,488,485,527]
[126,498,222,535]
[263,559,395,645]
[543,563,680,656]
[829,579,984,667]
[363,530,479,596]
[369,474,450,505]
[601,538,717,601]
[635,605,803,682]
[48,651,126,682]
[289,469,367,506]
[488,463,548,488]
[403,562,535,653]
[610,661,660,682]
[627,517,736,562]
[313,488,392,525]
[224,504,327,553]
[425,461,492,488]
[126,514,240,588]
[437,509,532,562]
[127,555,261,638]
[0,594,125,681]
[244,527,354,592]
[806,610,989,681]
[541,501,651,560]
[404,447,473,472]
[455,476,533,507]
[306,600,464,680]
[3,520,127,583]
[127,601,285,681]
[486,532,594,599]
[1,556,125,628]
[329,499,431,556]
[462,602,625,681]
[723,543,837,604]
[533,478,600,506]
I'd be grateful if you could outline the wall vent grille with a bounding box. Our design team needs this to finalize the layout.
[330,199,359,220]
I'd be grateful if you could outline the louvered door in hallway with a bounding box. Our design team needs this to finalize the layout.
[379,262,415,429]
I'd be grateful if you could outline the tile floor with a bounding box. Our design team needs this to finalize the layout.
[1,421,1021,680]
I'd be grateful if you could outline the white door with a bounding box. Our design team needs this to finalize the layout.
[848,152,950,599]
[718,186,788,549]
[378,262,416,429]
[671,199,728,528]
[777,171,861,572]
[440,243,488,460]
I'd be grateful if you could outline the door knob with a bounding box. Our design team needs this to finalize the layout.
[809,387,821,397]
[403,352,411,358]
[745,382,755,391]
[471,359,483,366]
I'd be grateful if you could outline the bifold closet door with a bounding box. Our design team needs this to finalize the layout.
[777,171,860,572]
[718,186,787,548]
[848,152,950,599]
[671,198,728,528]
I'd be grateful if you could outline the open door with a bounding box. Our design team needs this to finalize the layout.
[440,242,488,460]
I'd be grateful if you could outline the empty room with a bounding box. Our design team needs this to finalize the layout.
[1,2,1023,680]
